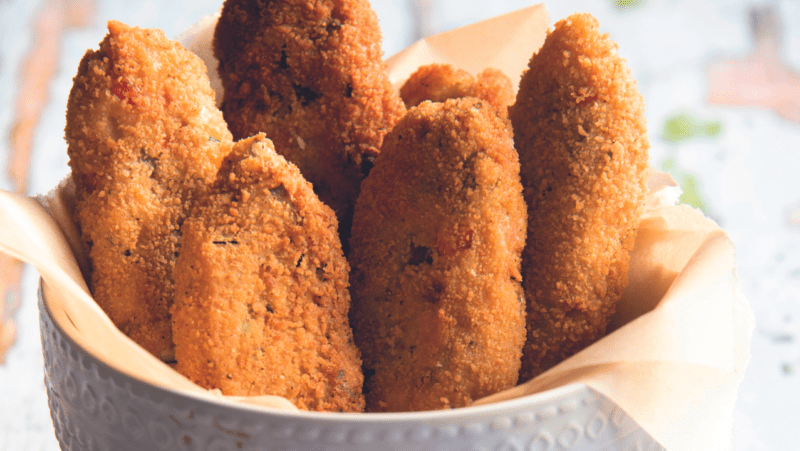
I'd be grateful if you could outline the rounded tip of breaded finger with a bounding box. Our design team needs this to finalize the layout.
[400,64,514,119]
[172,134,364,412]
[510,13,649,381]
[400,64,476,108]
[350,98,527,412]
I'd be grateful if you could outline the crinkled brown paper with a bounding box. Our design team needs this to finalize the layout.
[0,4,752,451]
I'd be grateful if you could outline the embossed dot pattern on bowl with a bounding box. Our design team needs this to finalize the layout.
[38,283,662,451]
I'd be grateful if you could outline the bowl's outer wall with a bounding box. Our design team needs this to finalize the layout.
[38,285,663,451]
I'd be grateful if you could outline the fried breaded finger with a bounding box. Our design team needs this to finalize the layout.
[349,98,527,412]
[400,64,514,118]
[172,134,364,412]
[214,0,406,252]
[66,21,232,361]
[509,13,649,381]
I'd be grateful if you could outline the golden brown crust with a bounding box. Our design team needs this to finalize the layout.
[65,21,232,361]
[509,13,649,381]
[214,0,406,252]
[349,98,527,412]
[399,64,474,107]
[172,134,364,412]
[400,64,514,118]
[474,68,515,118]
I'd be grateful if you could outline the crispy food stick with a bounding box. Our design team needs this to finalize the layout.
[350,98,527,412]
[509,13,649,381]
[66,21,232,361]
[173,134,364,412]
[214,0,406,253]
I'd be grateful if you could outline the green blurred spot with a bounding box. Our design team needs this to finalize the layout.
[658,157,710,214]
[782,362,794,376]
[678,175,709,213]
[662,113,723,142]
[612,0,645,9]
[660,156,677,172]
[663,113,694,141]
[659,112,721,214]
[704,121,722,137]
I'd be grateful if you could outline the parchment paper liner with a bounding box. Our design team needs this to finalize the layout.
[0,4,752,451]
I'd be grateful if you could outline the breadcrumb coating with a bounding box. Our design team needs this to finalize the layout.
[509,13,649,381]
[214,0,406,252]
[400,64,514,118]
[65,21,232,361]
[350,98,527,412]
[400,64,474,107]
[172,134,364,412]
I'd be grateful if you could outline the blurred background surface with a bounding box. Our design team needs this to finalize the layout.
[1,0,798,449]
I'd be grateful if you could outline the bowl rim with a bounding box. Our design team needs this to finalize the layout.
[39,278,588,423]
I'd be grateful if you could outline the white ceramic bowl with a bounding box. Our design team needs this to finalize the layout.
[39,283,662,451]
